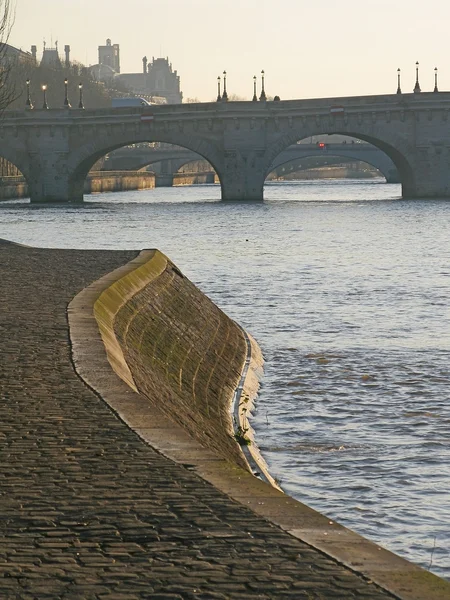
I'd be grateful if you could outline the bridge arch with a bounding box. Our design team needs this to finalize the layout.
[146,158,216,186]
[268,153,397,183]
[174,158,213,172]
[67,132,224,202]
[0,150,30,201]
[263,128,414,196]
[143,158,207,176]
[104,147,202,172]
[0,148,30,184]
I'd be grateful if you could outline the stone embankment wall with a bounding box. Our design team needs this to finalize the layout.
[94,249,251,470]
[0,176,29,200]
[0,172,156,200]
[173,172,216,186]
[272,165,379,181]
[85,171,155,193]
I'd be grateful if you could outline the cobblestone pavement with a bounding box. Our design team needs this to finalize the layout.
[0,243,395,599]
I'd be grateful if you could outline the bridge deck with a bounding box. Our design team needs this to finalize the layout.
[0,242,397,599]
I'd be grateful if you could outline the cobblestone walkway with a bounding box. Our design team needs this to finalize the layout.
[0,243,395,599]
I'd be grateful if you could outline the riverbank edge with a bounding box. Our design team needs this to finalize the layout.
[0,171,216,201]
[231,326,281,489]
[67,247,450,600]
[0,172,156,201]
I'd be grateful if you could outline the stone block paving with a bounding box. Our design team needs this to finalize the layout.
[0,244,394,599]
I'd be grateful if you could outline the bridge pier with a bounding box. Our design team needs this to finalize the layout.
[155,174,174,187]
[220,151,265,201]
[386,170,401,184]
[28,152,84,204]
[393,147,450,198]
[28,178,84,204]
[402,178,450,198]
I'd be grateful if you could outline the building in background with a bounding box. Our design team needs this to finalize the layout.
[117,56,182,104]
[39,42,61,68]
[14,37,183,104]
[92,38,182,104]
[98,39,120,73]
[89,63,117,84]
[0,43,35,66]
[27,42,71,68]
[89,38,120,84]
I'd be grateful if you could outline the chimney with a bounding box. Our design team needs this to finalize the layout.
[64,45,70,67]
[143,56,148,74]
[31,45,37,62]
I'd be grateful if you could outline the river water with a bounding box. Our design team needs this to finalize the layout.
[1,179,449,579]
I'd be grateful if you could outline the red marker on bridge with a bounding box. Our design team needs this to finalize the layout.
[141,112,154,122]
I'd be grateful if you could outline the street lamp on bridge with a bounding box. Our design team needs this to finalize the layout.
[216,76,221,102]
[252,75,257,101]
[64,78,71,108]
[413,61,421,93]
[260,70,267,101]
[396,68,402,94]
[434,67,439,93]
[25,79,33,109]
[222,71,228,101]
[42,84,48,110]
[78,83,84,109]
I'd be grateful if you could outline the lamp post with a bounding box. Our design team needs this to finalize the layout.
[25,79,33,109]
[259,70,267,101]
[78,82,84,109]
[42,84,48,109]
[396,68,402,94]
[222,70,228,101]
[413,61,421,93]
[216,76,221,102]
[434,67,439,93]
[64,78,71,108]
[252,75,257,101]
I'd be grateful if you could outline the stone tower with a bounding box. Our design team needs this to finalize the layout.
[98,38,120,73]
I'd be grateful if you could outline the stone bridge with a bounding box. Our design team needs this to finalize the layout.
[270,143,398,181]
[105,142,399,182]
[2,92,450,202]
[105,147,200,173]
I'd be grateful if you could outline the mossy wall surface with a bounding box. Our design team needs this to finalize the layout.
[85,172,156,193]
[112,251,249,469]
[0,173,155,201]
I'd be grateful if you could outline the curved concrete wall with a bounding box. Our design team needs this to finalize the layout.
[94,249,250,470]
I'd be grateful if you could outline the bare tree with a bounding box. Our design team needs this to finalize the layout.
[0,0,16,111]
[227,94,248,102]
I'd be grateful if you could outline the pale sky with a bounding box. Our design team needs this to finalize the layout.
[11,0,449,101]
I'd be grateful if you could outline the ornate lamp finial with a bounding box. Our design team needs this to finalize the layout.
[217,76,221,102]
[222,70,228,101]
[25,79,34,109]
[259,70,267,101]
[413,61,421,93]
[78,82,84,109]
[64,78,71,108]
[42,84,48,109]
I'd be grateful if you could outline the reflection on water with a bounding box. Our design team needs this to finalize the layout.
[1,179,449,579]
